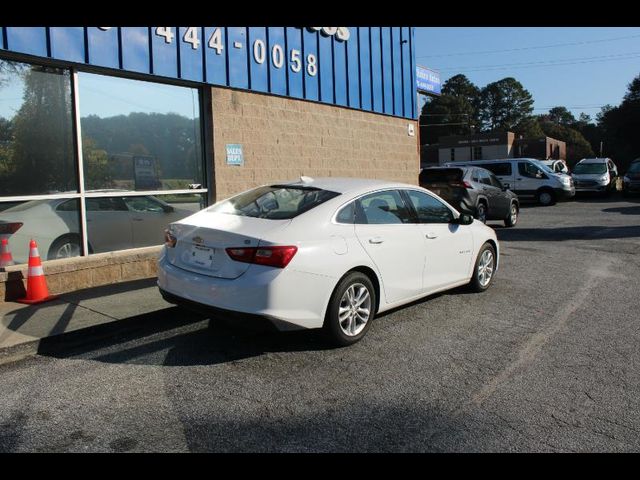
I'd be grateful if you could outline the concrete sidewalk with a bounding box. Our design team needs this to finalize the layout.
[0,278,182,365]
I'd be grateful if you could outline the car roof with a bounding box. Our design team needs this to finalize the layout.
[447,158,538,164]
[273,177,420,196]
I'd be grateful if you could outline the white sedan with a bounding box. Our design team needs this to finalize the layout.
[0,194,194,264]
[158,177,499,346]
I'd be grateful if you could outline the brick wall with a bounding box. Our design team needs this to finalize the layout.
[210,88,419,201]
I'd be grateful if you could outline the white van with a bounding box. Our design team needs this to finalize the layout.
[445,158,575,206]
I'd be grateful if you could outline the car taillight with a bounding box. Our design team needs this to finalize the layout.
[0,222,23,235]
[451,181,473,189]
[226,246,298,268]
[164,229,177,248]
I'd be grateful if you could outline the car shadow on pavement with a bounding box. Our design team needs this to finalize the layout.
[601,205,640,215]
[38,307,334,366]
[495,224,640,242]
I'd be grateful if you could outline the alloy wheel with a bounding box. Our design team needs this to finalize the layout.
[338,283,372,337]
[477,250,494,287]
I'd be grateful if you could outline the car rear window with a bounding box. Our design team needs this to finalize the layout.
[420,168,464,184]
[208,185,340,219]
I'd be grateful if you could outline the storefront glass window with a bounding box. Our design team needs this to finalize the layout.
[78,72,203,192]
[0,59,77,196]
[0,199,81,265]
[85,193,205,254]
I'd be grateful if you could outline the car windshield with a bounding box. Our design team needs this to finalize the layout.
[208,185,340,219]
[627,163,640,173]
[573,163,607,174]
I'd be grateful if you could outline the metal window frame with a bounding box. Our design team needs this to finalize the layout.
[0,56,210,260]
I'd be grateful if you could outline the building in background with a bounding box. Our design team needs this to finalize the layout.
[0,27,419,275]
[420,131,566,167]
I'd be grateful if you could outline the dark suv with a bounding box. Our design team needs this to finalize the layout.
[419,166,520,227]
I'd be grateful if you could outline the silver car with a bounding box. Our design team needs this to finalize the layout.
[571,158,618,194]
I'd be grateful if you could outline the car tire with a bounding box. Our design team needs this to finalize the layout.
[476,202,488,224]
[324,272,376,347]
[504,202,518,227]
[468,243,496,293]
[48,235,82,260]
[537,189,556,206]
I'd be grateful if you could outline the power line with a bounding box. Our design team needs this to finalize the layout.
[439,51,640,72]
[416,33,640,59]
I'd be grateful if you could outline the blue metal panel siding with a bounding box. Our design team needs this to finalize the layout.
[121,27,150,74]
[179,27,204,82]
[50,27,85,63]
[0,27,416,119]
[401,27,413,120]
[285,27,303,99]
[369,28,383,113]
[151,27,178,78]
[302,29,319,102]
[380,28,393,115]
[87,27,119,69]
[410,27,417,119]
[391,27,403,117]
[5,27,48,57]
[358,28,372,111]
[267,27,287,96]
[333,37,347,106]
[318,31,334,104]
[227,27,249,89]
[204,27,227,85]
[346,26,360,110]
[247,27,268,92]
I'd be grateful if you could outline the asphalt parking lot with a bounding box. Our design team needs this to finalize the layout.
[1,193,639,452]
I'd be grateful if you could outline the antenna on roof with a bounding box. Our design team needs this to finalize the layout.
[300,176,314,184]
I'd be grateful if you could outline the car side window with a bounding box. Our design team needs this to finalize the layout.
[123,196,165,213]
[357,190,413,225]
[86,197,128,212]
[56,200,78,212]
[471,169,480,183]
[335,202,355,224]
[518,162,544,179]
[489,173,503,189]
[406,190,453,224]
[479,170,493,186]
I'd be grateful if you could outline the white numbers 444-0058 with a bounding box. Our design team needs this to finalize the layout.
[147,27,318,76]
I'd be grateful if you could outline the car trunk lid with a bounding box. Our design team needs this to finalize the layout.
[169,211,290,279]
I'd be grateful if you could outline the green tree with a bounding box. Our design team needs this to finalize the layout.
[538,119,594,166]
[8,66,75,195]
[420,74,481,144]
[479,77,534,132]
[547,106,576,126]
[596,73,640,170]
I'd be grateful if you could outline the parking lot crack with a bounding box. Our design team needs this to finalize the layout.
[468,256,616,409]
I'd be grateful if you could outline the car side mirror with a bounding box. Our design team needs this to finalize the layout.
[451,213,474,225]
[501,184,508,191]
[162,204,175,213]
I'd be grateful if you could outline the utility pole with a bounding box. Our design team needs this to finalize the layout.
[600,141,604,157]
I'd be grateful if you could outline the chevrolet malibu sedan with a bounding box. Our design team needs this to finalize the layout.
[158,177,500,346]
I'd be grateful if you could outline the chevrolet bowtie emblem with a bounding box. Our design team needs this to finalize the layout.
[192,236,204,244]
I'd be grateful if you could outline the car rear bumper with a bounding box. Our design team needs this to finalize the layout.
[157,250,336,331]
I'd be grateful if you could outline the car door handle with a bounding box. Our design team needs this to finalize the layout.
[516,178,523,181]
[368,237,384,244]
[132,218,144,222]
[425,232,438,239]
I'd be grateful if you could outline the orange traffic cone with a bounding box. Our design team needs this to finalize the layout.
[0,238,14,268]
[17,239,58,304]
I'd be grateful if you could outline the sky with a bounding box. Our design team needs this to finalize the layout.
[414,27,640,120]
